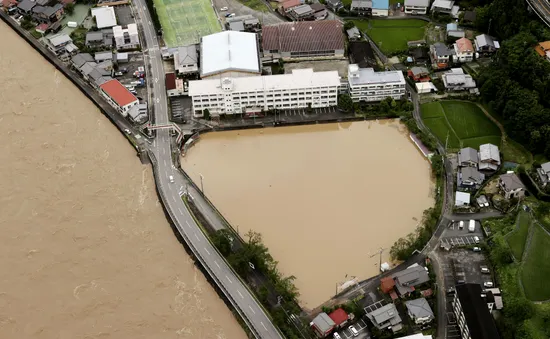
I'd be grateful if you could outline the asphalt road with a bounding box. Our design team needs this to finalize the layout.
[527,0,550,26]
[130,2,282,338]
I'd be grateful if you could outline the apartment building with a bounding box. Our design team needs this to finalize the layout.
[453,284,500,339]
[113,24,140,50]
[188,68,340,117]
[347,64,406,102]
[404,0,429,14]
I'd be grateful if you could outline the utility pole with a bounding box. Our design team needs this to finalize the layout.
[199,173,204,193]
[370,247,386,271]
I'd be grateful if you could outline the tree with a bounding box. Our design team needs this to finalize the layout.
[203,108,211,120]
[21,17,34,30]
[65,3,75,14]
[211,229,233,257]
[503,296,535,323]
[338,94,353,112]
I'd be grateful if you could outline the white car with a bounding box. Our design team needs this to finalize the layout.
[124,128,131,135]
[220,6,228,11]
[169,175,175,183]
[473,247,481,252]
[484,281,494,288]
[333,333,342,339]
[349,325,359,337]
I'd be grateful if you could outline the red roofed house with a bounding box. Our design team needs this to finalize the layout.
[2,0,18,10]
[262,20,345,61]
[99,79,139,117]
[165,72,185,97]
[453,37,474,63]
[328,308,349,329]
[380,276,395,294]
[280,0,300,12]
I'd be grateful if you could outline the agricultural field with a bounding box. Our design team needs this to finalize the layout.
[154,0,221,47]
[420,101,502,150]
[353,19,427,54]
[521,224,550,301]
[506,211,531,260]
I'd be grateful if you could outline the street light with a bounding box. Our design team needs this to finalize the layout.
[199,173,204,193]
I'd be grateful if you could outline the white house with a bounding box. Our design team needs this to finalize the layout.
[404,0,430,14]
[442,68,476,91]
[113,24,140,50]
[188,68,340,117]
[371,0,389,16]
[99,79,139,117]
[91,6,117,29]
[453,37,475,63]
[431,0,458,16]
[347,64,406,102]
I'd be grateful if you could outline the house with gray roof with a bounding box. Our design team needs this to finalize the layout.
[458,166,485,188]
[405,298,434,324]
[365,303,403,331]
[351,0,372,14]
[475,34,500,55]
[46,33,73,56]
[391,264,430,296]
[431,42,454,69]
[499,173,525,199]
[174,45,198,74]
[95,51,113,62]
[479,143,501,171]
[536,161,550,187]
[458,147,478,167]
[71,53,95,69]
[347,26,361,41]
[310,312,335,337]
[17,0,36,15]
[31,3,63,25]
[85,31,113,49]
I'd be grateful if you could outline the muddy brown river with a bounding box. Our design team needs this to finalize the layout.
[0,21,245,338]
[182,121,434,308]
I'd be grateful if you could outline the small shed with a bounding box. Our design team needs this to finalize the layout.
[380,276,395,293]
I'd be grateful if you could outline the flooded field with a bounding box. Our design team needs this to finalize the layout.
[182,121,434,308]
[0,21,245,339]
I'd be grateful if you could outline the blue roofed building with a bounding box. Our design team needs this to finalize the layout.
[372,0,389,16]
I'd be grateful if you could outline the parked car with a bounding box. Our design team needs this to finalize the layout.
[220,6,228,11]
[349,326,359,337]
[484,281,494,288]
[169,175,175,183]
[124,128,131,135]
[333,333,342,339]
[114,71,123,77]
[474,236,480,244]
[472,247,482,252]
[225,12,235,17]
[481,267,490,274]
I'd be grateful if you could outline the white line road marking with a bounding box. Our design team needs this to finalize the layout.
[162,148,166,155]
[261,322,267,331]
[163,159,166,166]
[237,290,244,299]
[194,233,200,241]
[248,305,256,314]
[204,247,211,255]
[226,276,232,284]
[186,220,191,228]
[149,21,151,25]
[172,195,176,202]
[178,208,183,213]
[156,98,160,104]
[214,261,221,269]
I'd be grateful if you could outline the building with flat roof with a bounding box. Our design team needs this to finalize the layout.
[395,334,432,339]
[453,284,501,339]
[113,24,140,50]
[404,0,429,14]
[262,20,345,61]
[347,64,406,102]
[455,191,471,207]
[99,79,139,116]
[372,0,389,16]
[200,31,260,79]
[188,68,340,117]
[91,6,117,29]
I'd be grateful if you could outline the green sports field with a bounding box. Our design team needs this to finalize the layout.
[420,101,502,150]
[154,0,221,47]
[521,224,550,301]
[507,211,531,260]
[353,19,427,54]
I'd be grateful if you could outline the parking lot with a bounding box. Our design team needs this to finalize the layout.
[114,5,135,26]
[336,319,370,339]
[279,106,339,116]
[440,220,484,248]
[114,52,147,100]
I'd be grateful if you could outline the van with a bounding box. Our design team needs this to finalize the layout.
[348,325,359,337]
[474,236,480,244]
[333,333,342,339]
[484,281,494,288]
[169,175,174,183]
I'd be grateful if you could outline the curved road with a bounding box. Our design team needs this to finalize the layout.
[527,0,550,27]
[131,2,282,338]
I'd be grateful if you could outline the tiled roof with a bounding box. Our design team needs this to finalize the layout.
[281,0,300,10]
[262,20,344,53]
[165,72,176,90]
[456,37,473,53]
[100,79,138,107]
[535,41,550,57]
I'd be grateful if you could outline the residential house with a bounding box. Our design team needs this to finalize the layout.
[499,173,525,199]
[453,284,501,339]
[536,161,550,187]
[405,298,434,325]
[288,4,314,21]
[99,79,139,116]
[328,308,349,329]
[2,0,18,12]
[404,0,429,15]
[70,53,95,69]
[128,102,148,123]
[380,276,395,294]
[347,26,361,41]
[365,303,403,332]
[478,143,501,171]
[95,51,113,62]
[442,68,476,91]
[165,72,186,97]
[116,52,128,63]
[280,0,300,13]
[16,0,35,16]
[431,42,454,69]
[325,0,343,11]
[409,42,429,63]
[174,45,198,74]
[408,66,430,82]
[350,0,372,15]
[415,82,437,93]
[453,37,474,63]
[46,33,73,56]
[395,334,433,339]
[458,147,478,167]
[226,15,261,32]
[446,23,465,38]
[31,3,63,25]
[310,3,328,20]
[475,34,500,55]
[371,0,389,16]
[391,264,430,297]
[85,30,113,49]
[534,41,550,61]
[431,0,458,16]
[458,167,484,188]
[310,312,335,338]
[455,191,471,207]
[113,24,140,50]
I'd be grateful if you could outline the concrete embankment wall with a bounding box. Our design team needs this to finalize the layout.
[0,12,141,155]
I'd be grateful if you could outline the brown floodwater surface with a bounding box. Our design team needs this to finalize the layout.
[182,121,434,308]
[0,21,245,339]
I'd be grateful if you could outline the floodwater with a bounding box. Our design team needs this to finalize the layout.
[0,21,245,339]
[182,121,434,308]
